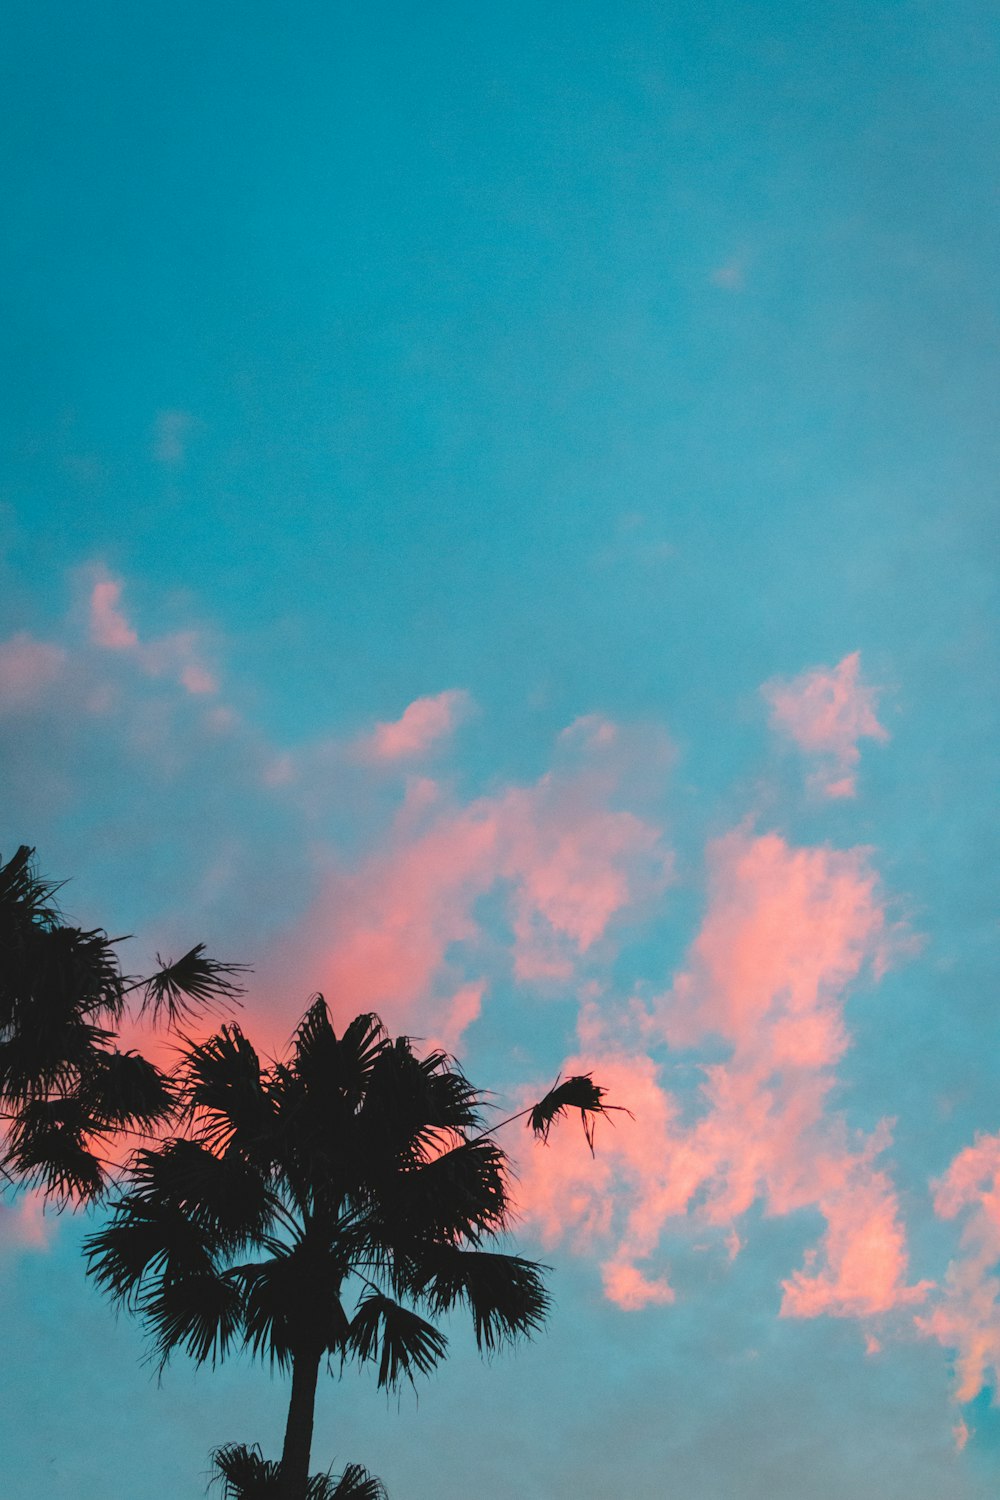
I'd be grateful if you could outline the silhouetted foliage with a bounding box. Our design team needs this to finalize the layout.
[528,1072,620,1152]
[210,1444,387,1499]
[0,845,245,1201]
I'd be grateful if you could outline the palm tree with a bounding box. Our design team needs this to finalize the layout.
[85,998,611,1500]
[0,844,247,1203]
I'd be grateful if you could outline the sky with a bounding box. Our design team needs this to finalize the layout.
[1,0,998,1495]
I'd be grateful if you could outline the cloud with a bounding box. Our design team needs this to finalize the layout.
[917,1132,1000,1403]
[0,1191,51,1255]
[257,739,670,1048]
[89,577,139,650]
[0,633,66,712]
[361,689,473,762]
[86,570,218,698]
[515,826,926,1320]
[762,652,889,798]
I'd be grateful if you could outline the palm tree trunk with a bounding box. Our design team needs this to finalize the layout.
[279,1344,322,1499]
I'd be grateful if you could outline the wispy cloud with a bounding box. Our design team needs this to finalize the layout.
[360,689,474,762]
[87,570,218,697]
[261,736,671,1050]
[0,634,66,711]
[917,1132,1000,1403]
[89,576,139,651]
[762,652,889,797]
[516,826,926,1322]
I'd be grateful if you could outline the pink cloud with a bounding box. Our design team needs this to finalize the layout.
[257,732,669,1045]
[86,572,218,699]
[0,633,66,711]
[424,981,485,1057]
[0,1190,52,1254]
[762,652,889,798]
[363,689,472,762]
[146,633,218,696]
[515,826,925,1320]
[89,577,139,650]
[602,1256,675,1309]
[917,1133,1000,1403]
[779,1136,932,1319]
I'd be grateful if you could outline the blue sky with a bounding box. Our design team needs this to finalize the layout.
[1,2,999,1495]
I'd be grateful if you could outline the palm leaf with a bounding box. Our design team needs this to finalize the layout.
[233,1243,350,1367]
[138,944,249,1027]
[127,1139,275,1250]
[4,1095,107,1201]
[329,1464,389,1499]
[85,1192,224,1311]
[528,1073,614,1152]
[416,1245,550,1351]
[144,1265,244,1368]
[209,1442,281,1497]
[346,1290,447,1389]
[182,1026,276,1157]
[0,845,62,935]
[208,1447,388,1500]
[77,1048,175,1130]
[382,1137,510,1252]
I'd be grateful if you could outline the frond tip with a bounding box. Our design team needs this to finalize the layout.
[528,1073,615,1153]
[138,945,250,1027]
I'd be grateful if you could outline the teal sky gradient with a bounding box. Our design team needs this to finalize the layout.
[1,3,998,1496]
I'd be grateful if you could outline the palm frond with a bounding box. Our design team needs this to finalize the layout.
[144,1265,244,1368]
[85,1188,227,1312]
[138,945,249,1027]
[78,1048,175,1130]
[3,1095,107,1202]
[232,1244,349,1367]
[329,1464,389,1499]
[338,1012,389,1089]
[346,1290,447,1389]
[209,1442,281,1497]
[127,1139,275,1250]
[355,1041,481,1179]
[418,1049,483,1131]
[528,1073,616,1152]
[0,845,63,952]
[208,1447,387,1500]
[416,1245,550,1352]
[20,922,126,1024]
[181,1026,275,1157]
[383,1137,510,1252]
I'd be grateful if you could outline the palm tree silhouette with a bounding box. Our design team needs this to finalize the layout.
[0,844,246,1202]
[85,998,611,1499]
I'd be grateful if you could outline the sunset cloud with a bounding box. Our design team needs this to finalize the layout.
[86,570,218,698]
[362,689,473,762]
[0,1191,51,1254]
[516,826,924,1321]
[917,1133,1000,1403]
[762,652,889,797]
[0,633,66,711]
[89,576,139,651]
[258,729,670,1046]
